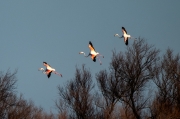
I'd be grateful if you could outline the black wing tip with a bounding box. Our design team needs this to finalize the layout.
[125,39,128,45]
[93,56,96,62]
[43,61,47,64]
[122,27,126,31]
[47,71,52,78]
[122,27,127,33]
[89,41,94,48]
[89,41,92,45]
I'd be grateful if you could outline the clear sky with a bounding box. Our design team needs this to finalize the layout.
[0,1,180,113]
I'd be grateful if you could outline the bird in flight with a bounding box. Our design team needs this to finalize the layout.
[38,62,62,78]
[114,27,136,45]
[79,41,104,65]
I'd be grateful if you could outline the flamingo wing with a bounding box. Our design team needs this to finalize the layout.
[124,37,128,45]
[91,55,96,62]
[45,69,52,78]
[122,27,127,34]
[89,41,95,52]
[47,71,52,78]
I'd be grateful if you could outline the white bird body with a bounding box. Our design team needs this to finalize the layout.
[39,62,62,78]
[114,27,136,45]
[90,50,99,56]
[123,34,131,38]
[46,65,55,71]
[79,41,104,65]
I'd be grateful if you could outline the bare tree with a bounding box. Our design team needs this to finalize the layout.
[56,65,95,119]
[56,98,68,119]
[0,69,17,118]
[0,69,56,119]
[96,39,159,119]
[150,49,180,119]
[95,70,119,119]
[7,94,56,119]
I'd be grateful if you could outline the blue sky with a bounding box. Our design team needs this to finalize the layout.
[0,1,180,113]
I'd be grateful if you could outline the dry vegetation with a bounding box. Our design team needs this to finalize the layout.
[1,39,180,119]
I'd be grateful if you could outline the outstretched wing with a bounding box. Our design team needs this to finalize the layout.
[89,41,95,52]
[91,55,96,62]
[124,37,128,45]
[122,27,127,34]
[47,71,52,78]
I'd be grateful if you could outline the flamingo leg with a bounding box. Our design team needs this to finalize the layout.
[97,56,102,65]
[130,37,137,40]
[98,54,104,58]
[53,71,63,77]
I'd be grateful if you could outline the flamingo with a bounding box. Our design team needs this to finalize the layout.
[79,41,104,65]
[38,62,62,78]
[114,27,136,45]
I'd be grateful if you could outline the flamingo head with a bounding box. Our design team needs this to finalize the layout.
[39,68,44,71]
[114,34,120,37]
[79,52,84,54]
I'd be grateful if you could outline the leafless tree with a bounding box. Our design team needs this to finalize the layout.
[0,69,56,119]
[150,49,180,119]
[0,69,17,118]
[56,98,68,119]
[96,39,159,119]
[95,70,119,119]
[7,94,56,119]
[56,65,95,119]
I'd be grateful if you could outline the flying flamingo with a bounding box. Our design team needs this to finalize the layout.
[79,41,104,65]
[114,27,136,45]
[38,62,62,78]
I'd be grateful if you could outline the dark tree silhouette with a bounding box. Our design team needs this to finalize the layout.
[7,94,54,119]
[95,70,119,119]
[96,39,159,119]
[0,70,55,119]
[56,65,95,119]
[150,49,180,118]
[0,70,17,118]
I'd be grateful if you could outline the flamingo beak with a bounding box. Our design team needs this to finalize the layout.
[114,34,120,37]
[38,68,43,71]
